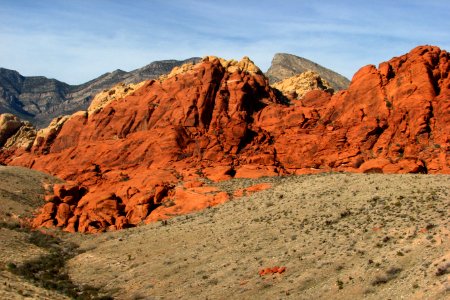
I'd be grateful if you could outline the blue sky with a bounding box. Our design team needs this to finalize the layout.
[0,0,449,84]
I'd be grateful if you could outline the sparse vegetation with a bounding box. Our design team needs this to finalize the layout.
[4,224,113,299]
[372,267,402,286]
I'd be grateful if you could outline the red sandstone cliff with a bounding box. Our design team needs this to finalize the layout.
[1,46,448,233]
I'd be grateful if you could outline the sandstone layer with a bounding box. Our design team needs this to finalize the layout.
[1,46,448,233]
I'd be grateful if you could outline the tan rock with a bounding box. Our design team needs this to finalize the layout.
[159,61,197,81]
[271,71,333,99]
[3,121,36,150]
[0,113,22,146]
[203,56,262,74]
[88,81,146,113]
[32,115,71,152]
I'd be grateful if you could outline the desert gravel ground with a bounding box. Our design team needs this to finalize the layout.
[67,173,450,300]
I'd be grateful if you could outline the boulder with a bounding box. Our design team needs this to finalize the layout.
[0,114,22,146]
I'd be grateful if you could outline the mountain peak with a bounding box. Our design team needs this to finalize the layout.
[266,53,350,91]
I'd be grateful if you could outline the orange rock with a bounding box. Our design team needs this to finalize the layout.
[55,203,71,227]
[61,195,76,204]
[234,183,272,197]
[31,202,56,228]
[44,194,60,203]
[183,181,204,188]
[145,186,229,222]
[234,165,278,179]
[203,166,234,182]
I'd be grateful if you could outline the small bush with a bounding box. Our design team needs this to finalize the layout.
[371,267,402,286]
[0,221,21,230]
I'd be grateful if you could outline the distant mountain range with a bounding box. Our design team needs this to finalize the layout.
[266,53,350,91]
[0,54,350,128]
[0,58,200,128]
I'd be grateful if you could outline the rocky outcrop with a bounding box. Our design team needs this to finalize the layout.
[1,46,449,232]
[6,56,281,232]
[266,53,350,90]
[0,58,201,128]
[260,45,449,174]
[32,182,155,233]
[0,114,22,146]
[3,121,36,151]
[87,81,147,113]
[271,71,334,99]
[160,56,261,82]
[0,113,36,151]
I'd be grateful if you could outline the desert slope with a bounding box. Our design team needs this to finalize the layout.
[67,173,450,299]
[0,166,70,300]
[1,169,448,299]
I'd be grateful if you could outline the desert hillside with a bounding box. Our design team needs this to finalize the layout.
[0,167,449,299]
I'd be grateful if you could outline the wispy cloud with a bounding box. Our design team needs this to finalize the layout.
[0,0,449,84]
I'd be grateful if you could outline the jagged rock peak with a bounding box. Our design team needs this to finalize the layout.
[203,56,262,74]
[159,56,263,82]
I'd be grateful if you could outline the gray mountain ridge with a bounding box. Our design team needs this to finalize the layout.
[0,58,201,128]
[266,53,350,91]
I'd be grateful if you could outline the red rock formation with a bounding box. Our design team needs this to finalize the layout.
[269,45,449,174]
[2,46,449,233]
[12,56,281,232]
